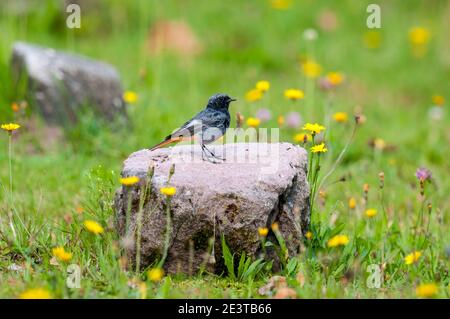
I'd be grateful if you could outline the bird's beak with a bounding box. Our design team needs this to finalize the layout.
[229,98,237,102]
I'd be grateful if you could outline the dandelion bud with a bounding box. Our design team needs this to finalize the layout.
[378,172,385,189]
[427,203,432,214]
[236,112,244,129]
[363,183,370,193]
[147,164,155,179]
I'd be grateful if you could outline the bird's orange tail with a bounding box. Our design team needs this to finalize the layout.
[149,137,180,151]
[149,136,195,151]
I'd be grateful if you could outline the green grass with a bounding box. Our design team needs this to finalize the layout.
[0,0,449,298]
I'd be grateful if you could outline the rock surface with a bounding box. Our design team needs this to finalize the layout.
[114,143,310,274]
[11,42,126,124]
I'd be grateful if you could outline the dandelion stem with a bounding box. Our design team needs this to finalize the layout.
[8,134,13,202]
[159,197,172,268]
[314,121,358,203]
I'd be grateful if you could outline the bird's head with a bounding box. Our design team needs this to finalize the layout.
[206,93,236,110]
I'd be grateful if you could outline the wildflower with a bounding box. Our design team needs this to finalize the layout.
[120,176,140,186]
[245,89,263,102]
[373,138,386,151]
[326,72,344,86]
[284,89,304,100]
[11,102,20,112]
[123,91,138,104]
[277,115,285,126]
[258,227,269,237]
[363,30,381,49]
[160,186,177,196]
[416,283,438,298]
[139,282,147,299]
[333,112,348,123]
[327,235,349,248]
[84,220,104,234]
[294,133,312,143]
[246,117,261,128]
[52,246,73,262]
[305,231,312,240]
[1,123,21,133]
[415,167,432,182]
[270,0,292,10]
[348,198,356,209]
[19,288,51,299]
[286,111,301,128]
[310,143,328,153]
[409,27,430,46]
[256,108,272,122]
[404,251,422,265]
[256,80,270,92]
[303,28,318,41]
[147,268,164,282]
[301,60,322,79]
[271,223,279,231]
[302,123,325,135]
[432,95,445,106]
[365,209,377,218]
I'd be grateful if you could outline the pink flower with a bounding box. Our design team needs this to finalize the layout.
[415,167,432,182]
[286,112,302,128]
[256,108,272,123]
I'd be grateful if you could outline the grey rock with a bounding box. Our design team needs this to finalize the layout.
[114,143,310,274]
[11,42,126,124]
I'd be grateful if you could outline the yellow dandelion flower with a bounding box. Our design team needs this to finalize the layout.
[160,186,176,196]
[333,112,348,123]
[245,89,263,102]
[305,231,312,240]
[416,283,438,298]
[432,95,445,106]
[246,117,261,128]
[374,138,386,151]
[301,60,322,79]
[52,246,73,262]
[1,123,21,133]
[123,91,138,104]
[147,268,164,282]
[20,288,51,299]
[139,282,147,299]
[327,235,349,248]
[270,0,292,10]
[293,133,312,143]
[258,227,269,237]
[310,143,328,153]
[348,197,357,209]
[409,27,430,46]
[404,251,422,265]
[365,208,377,218]
[256,80,270,92]
[120,176,140,186]
[284,89,304,100]
[271,223,279,231]
[302,123,326,134]
[326,72,344,86]
[277,115,285,126]
[84,220,104,234]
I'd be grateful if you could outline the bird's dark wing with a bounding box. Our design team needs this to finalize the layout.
[163,109,207,141]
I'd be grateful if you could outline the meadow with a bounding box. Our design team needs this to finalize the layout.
[0,0,448,298]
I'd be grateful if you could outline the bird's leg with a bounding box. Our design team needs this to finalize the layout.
[201,144,220,164]
[203,144,225,161]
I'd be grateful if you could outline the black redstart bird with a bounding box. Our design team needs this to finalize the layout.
[149,93,236,161]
